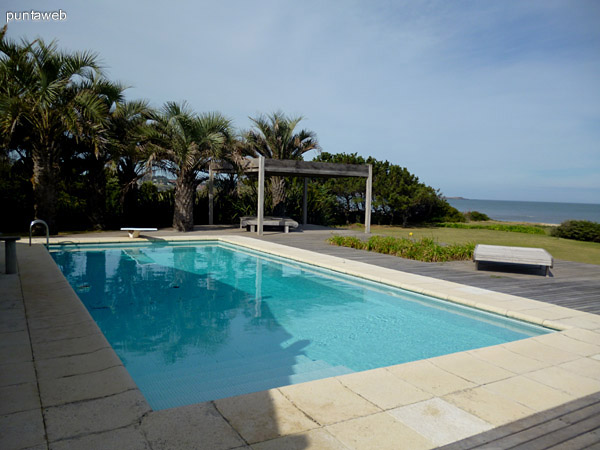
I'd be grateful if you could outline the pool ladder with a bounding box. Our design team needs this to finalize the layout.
[29,219,49,248]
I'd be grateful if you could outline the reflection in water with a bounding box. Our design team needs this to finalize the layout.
[51,243,549,409]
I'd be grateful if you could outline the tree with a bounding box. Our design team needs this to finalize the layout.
[107,99,154,225]
[245,111,320,216]
[315,152,367,224]
[146,102,232,231]
[0,27,107,233]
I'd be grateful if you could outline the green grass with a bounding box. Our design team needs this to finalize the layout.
[438,222,548,235]
[353,225,600,265]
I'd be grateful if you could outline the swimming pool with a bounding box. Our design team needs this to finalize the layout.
[51,241,551,410]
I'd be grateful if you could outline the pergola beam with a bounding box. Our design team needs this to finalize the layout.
[208,158,372,234]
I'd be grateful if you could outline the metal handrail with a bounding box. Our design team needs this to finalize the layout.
[29,219,49,248]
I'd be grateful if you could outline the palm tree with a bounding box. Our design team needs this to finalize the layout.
[245,111,320,216]
[108,99,154,224]
[146,102,232,231]
[76,77,128,229]
[0,27,107,233]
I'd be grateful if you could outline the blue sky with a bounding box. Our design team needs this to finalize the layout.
[4,1,600,203]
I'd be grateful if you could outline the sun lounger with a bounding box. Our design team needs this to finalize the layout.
[120,227,158,238]
[240,216,299,233]
[473,244,554,276]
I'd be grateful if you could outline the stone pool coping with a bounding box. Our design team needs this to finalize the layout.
[4,235,600,449]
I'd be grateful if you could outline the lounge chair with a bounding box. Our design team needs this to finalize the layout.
[240,216,299,233]
[473,244,553,276]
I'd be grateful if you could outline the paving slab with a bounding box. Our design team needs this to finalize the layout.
[559,357,600,379]
[524,366,600,397]
[388,398,493,447]
[29,319,100,344]
[0,311,27,333]
[562,328,600,345]
[502,338,581,365]
[39,365,137,407]
[429,351,515,384]
[534,332,600,356]
[385,360,476,396]
[327,411,435,450]
[35,347,123,380]
[467,345,550,374]
[0,342,32,364]
[484,376,575,412]
[0,330,30,350]
[27,310,95,331]
[44,389,150,442]
[443,386,536,426]
[215,389,318,444]
[32,333,110,360]
[0,382,40,415]
[0,361,36,387]
[278,378,381,426]
[49,426,150,450]
[0,408,46,450]
[251,428,347,450]
[141,402,245,450]
[336,367,432,410]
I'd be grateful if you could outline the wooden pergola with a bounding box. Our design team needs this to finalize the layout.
[208,157,372,235]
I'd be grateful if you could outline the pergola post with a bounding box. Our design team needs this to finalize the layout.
[257,156,265,235]
[208,166,214,225]
[303,178,308,226]
[365,164,372,234]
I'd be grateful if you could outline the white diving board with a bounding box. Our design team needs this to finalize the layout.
[120,227,158,238]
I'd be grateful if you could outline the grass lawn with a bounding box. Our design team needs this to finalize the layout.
[352,224,600,265]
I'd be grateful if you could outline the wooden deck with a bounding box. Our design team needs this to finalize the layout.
[254,230,600,315]
[439,392,600,450]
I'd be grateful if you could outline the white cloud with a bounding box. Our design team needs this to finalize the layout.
[4,0,599,202]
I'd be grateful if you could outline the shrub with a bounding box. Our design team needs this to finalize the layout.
[551,220,600,243]
[440,205,466,223]
[328,235,475,262]
[465,210,490,221]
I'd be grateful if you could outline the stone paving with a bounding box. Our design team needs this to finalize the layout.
[1,232,600,449]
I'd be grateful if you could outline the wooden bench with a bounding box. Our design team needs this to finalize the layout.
[240,216,299,233]
[120,227,158,238]
[0,236,21,274]
[473,244,554,276]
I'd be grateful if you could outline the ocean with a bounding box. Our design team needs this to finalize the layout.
[446,198,600,225]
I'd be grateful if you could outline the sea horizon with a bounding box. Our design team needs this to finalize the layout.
[445,198,600,225]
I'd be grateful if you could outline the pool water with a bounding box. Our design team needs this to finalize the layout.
[51,241,550,409]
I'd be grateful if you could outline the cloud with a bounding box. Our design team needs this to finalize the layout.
[4,0,599,202]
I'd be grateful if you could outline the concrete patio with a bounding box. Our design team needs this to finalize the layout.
[1,226,599,449]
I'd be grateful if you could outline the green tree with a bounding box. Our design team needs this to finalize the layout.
[314,152,367,224]
[245,111,320,216]
[0,27,107,233]
[108,99,154,225]
[146,102,232,231]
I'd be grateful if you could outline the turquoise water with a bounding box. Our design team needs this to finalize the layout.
[51,241,550,409]
[446,198,600,224]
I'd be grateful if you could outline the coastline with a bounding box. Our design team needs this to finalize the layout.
[446,198,600,225]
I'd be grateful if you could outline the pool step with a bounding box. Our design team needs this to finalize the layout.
[134,354,353,410]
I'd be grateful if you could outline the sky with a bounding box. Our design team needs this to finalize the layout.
[3,0,600,204]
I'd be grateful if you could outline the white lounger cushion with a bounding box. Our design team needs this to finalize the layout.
[473,244,553,275]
